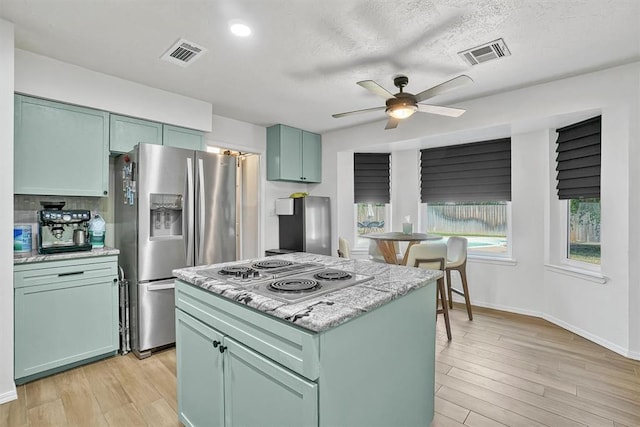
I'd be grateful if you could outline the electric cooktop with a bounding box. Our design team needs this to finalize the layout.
[198,259,373,304]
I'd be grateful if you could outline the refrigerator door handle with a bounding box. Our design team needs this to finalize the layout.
[197,158,205,265]
[186,157,195,266]
[145,281,176,291]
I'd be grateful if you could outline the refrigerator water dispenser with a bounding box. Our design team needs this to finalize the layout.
[149,193,183,238]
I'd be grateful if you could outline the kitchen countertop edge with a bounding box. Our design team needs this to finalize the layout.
[173,252,441,333]
[14,247,120,264]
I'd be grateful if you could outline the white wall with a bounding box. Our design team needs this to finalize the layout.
[322,62,640,358]
[15,50,212,131]
[0,18,15,404]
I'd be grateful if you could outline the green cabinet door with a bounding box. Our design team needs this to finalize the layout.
[176,310,225,427]
[302,131,321,183]
[109,114,162,154]
[14,95,110,197]
[224,337,318,427]
[267,124,321,183]
[163,124,205,150]
[14,256,119,384]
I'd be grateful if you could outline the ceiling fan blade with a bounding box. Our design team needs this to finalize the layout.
[357,80,395,99]
[414,75,473,103]
[385,117,400,130]
[417,104,466,117]
[332,106,386,119]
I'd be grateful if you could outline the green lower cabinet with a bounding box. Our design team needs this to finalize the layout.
[176,310,224,427]
[14,256,119,384]
[163,124,205,150]
[224,337,317,427]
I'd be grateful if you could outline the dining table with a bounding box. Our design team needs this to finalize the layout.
[360,232,443,265]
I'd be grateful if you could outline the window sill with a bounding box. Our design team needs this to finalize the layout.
[467,255,517,266]
[544,264,608,284]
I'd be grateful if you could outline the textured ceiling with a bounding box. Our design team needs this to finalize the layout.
[1,0,639,134]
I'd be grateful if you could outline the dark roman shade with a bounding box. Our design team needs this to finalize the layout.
[354,153,390,204]
[555,116,601,199]
[420,138,511,203]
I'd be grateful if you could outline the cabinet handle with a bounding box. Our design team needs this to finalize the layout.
[213,340,220,348]
[58,271,84,277]
[219,345,227,354]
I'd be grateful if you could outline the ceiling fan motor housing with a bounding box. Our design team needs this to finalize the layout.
[386,92,418,118]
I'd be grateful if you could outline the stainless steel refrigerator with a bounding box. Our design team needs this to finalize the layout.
[115,143,236,358]
[277,196,331,255]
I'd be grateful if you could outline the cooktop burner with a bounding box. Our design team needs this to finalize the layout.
[269,278,320,293]
[218,266,256,276]
[252,260,293,269]
[314,270,352,281]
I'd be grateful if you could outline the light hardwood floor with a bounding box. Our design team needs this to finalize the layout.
[1,304,639,427]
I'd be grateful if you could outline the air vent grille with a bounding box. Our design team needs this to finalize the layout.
[459,38,511,66]
[161,38,208,67]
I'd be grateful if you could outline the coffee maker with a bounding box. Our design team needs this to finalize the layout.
[37,202,93,254]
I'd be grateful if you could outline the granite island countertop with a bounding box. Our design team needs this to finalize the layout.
[173,252,442,333]
[14,247,120,264]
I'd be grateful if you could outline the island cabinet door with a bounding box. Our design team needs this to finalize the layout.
[176,310,225,427]
[223,337,318,427]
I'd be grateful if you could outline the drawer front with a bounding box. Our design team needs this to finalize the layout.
[15,256,118,289]
[176,281,320,380]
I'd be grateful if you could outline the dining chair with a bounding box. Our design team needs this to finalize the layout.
[405,242,451,340]
[368,240,403,264]
[337,237,351,259]
[445,237,473,320]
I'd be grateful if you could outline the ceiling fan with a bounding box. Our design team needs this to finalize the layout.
[332,74,473,129]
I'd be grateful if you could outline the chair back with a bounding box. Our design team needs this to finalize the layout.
[368,240,385,262]
[367,239,401,263]
[338,237,351,259]
[446,236,468,267]
[406,242,447,270]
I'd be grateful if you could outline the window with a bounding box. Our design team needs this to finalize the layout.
[555,116,601,266]
[354,153,390,247]
[424,201,509,255]
[420,139,511,257]
[355,203,389,247]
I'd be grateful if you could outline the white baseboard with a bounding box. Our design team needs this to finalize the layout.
[469,299,640,361]
[0,387,17,405]
[459,298,543,318]
[543,313,640,361]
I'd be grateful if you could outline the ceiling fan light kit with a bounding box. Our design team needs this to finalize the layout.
[332,74,472,129]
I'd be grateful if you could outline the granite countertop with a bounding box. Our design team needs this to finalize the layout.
[173,252,442,333]
[14,247,120,264]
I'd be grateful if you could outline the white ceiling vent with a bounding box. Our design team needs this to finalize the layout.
[161,38,208,67]
[458,38,511,66]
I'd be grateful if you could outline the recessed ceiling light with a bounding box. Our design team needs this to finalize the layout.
[229,20,251,37]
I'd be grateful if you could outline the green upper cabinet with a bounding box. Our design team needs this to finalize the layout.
[14,95,110,197]
[163,124,205,151]
[109,114,162,154]
[267,124,322,183]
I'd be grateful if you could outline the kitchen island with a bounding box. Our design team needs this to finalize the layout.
[173,252,441,427]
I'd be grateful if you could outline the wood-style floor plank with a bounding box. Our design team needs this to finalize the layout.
[1,303,639,427]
